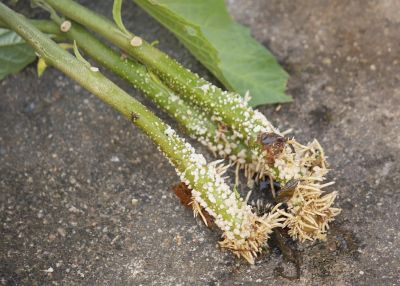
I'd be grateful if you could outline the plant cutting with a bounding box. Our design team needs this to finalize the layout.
[0,2,287,264]
[35,0,341,241]
[0,0,342,264]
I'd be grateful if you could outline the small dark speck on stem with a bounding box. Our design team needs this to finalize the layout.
[130,112,139,122]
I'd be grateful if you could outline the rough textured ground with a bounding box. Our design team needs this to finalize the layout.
[1,0,399,285]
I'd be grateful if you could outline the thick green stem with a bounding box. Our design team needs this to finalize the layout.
[0,18,65,40]
[41,0,269,147]
[1,16,255,167]
[27,19,60,34]
[60,22,254,158]
[56,21,218,144]
[16,19,253,163]
[60,21,254,159]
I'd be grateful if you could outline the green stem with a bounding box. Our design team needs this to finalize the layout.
[41,0,268,147]
[60,21,254,161]
[0,18,65,41]
[1,17,254,167]
[57,21,218,145]
[16,19,253,163]
[28,19,60,34]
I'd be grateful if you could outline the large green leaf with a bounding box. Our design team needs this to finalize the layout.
[134,0,291,106]
[0,28,36,81]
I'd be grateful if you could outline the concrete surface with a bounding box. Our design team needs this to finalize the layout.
[1,0,399,285]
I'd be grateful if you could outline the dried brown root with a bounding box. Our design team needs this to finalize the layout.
[173,182,193,206]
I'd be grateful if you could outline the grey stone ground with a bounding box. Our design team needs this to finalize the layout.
[1,0,400,285]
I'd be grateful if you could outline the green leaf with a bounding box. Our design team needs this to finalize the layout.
[113,0,130,35]
[0,28,36,80]
[73,40,90,67]
[37,57,48,77]
[134,0,291,106]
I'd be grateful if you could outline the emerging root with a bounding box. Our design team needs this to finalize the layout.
[219,205,285,264]
[281,188,341,242]
[191,199,209,227]
[173,182,285,264]
[235,137,340,242]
